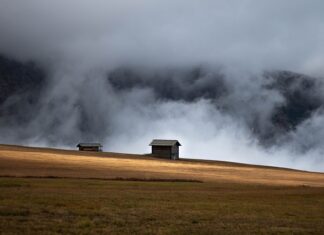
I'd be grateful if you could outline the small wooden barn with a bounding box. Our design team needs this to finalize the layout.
[77,143,102,152]
[149,139,181,160]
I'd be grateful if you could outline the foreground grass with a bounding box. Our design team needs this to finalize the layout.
[0,178,324,234]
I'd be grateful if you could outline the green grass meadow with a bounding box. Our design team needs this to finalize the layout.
[0,177,324,234]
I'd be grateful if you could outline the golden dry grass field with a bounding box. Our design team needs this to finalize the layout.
[0,144,324,234]
[1,144,324,186]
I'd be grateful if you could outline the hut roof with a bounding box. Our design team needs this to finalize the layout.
[76,143,102,147]
[149,139,181,146]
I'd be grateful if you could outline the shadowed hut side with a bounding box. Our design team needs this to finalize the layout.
[77,143,102,152]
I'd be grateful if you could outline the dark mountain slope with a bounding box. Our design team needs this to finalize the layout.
[0,54,46,128]
[0,54,323,149]
[108,67,228,102]
[108,68,324,147]
[262,71,323,144]
[0,55,45,104]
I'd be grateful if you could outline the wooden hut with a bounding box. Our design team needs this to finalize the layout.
[149,139,181,160]
[77,143,102,152]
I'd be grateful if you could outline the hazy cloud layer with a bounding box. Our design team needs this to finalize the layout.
[1,0,324,73]
[0,1,324,171]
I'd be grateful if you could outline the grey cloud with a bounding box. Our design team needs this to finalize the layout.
[0,0,323,72]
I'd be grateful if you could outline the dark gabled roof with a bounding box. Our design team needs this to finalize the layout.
[149,139,181,146]
[77,143,102,147]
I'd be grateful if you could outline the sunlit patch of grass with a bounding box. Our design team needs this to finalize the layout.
[1,144,324,187]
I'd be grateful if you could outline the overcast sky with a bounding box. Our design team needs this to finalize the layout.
[0,0,323,75]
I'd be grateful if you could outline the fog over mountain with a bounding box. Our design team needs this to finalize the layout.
[0,1,324,171]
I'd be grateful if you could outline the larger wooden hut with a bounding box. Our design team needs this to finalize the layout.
[149,139,181,160]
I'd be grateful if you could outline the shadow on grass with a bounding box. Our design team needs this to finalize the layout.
[0,175,203,183]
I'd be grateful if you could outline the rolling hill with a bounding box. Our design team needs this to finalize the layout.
[1,144,323,187]
[1,144,324,234]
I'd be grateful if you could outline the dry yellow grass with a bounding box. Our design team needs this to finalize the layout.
[0,144,324,187]
[1,144,324,234]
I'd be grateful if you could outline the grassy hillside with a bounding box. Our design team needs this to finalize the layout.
[0,144,324,186]
[0,144,324,234]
